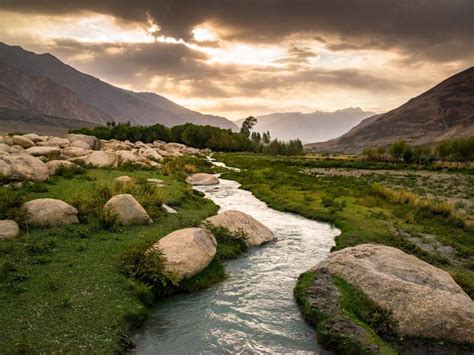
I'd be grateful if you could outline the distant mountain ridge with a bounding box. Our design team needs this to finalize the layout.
[306,67,474,152]
[0,42,238,131]
[237,107,375,143]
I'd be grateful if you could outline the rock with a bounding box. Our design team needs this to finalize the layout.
[23,198,79,226]
[48,137,70,148]
[0,143,11,153]
[114,176,133,185]
[66,134,100,150]
[205,210,276,247]
[25,146,61,160]
[12,135,35,149]
[22,133,43,143]
[116,150,142,165]
[103,194,152,225]
[9,145,25,153]
[2,136,14,146]
[314,244,474,345]
[146,178,165,187]
[46,160,76,175]
[80,151,117,168]
[0,154,49,181]
[70,140,92,150]
[0,220,19,239]
[61,147,91,159]
[139,147,163,161]
[162,203,177,214]
[151,228,217,281]
[186,173,219,186]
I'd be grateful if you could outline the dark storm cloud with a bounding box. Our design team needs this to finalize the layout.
[1,0,474,62]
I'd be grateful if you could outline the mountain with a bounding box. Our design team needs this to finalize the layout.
[237,108,375,143]
[0,42,238,131]
[307,67,474,153]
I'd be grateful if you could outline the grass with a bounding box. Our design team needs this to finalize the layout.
[0,163,249,353]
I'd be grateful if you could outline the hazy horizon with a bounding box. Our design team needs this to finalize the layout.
[0,1,473,119]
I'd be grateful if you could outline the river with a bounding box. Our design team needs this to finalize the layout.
[133,172,340,354]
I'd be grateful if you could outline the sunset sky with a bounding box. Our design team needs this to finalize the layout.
[0,1,473,119]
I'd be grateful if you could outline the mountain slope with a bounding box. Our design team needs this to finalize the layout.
[0,42,238,129]
[0,62,111,124]
[240,108,375,143]
[307,67,474,152]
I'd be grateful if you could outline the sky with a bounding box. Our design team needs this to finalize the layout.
[0,1,473,120]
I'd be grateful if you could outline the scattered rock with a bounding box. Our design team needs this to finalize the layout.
[66,134,100,150]
[0,220,20,239]
[23,198,79,226]
[146,178,165,187]
[151,228,216,281]
[25,146,61,160]
[103,194,152,225]
[205,210,276,247]
[186,173,219,186]
[80,151,117,168]
[12,135,35,149]
[114,176,133,185]
[162,203,177,214]
[314,244,474,345]
[46,160,76,175]
[0,154,49,182]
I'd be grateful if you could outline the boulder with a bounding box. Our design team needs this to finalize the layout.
[80,151,117,168]
[151,228,217,281]
[185,173,219,186]
[139,147,163,161]
[9,145,25,153]
[12,135,35,148]
[25,146,61,160]
[46,160,76,175]
[22,133,43,143]
[0,220,20,239]
[103,194,152,225]
[48,137,70,148]
[205,210,276,247]
[0,143,11,153]
[114,176,133,185]
[0,154,49,181]
[314,244,474,345]
[70,140,92,150]
[146,178,165,187]
[116,150,142,165]
[66,134,100,150]
[23,198,79,226]
[61,147,91,159]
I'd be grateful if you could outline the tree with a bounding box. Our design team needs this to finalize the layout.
[262,130,271,145]
[389,140,408,162]
[240,116,257,137]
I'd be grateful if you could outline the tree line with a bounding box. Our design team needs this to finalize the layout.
[70,117,303,155]
[362,137,474,165]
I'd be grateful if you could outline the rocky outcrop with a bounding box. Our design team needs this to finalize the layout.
[0,154,49,181]
[151,228,217,281]
[103,194,152,225]
[205,210,276,247]
[0,220,19,239]
[309,244,474,345]
[186,173,219,186]
[12,135,34,149]
[66,134,100,150]
[25,146,61,160]
[61,147,91,159]
[78,151,117,168]
[23,198,79,226]
[46,160,76,175]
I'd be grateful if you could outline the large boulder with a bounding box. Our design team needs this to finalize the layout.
[25,146,61,160]
[23,198,79,227]
[22,133,43,143]
[61,147,91,159]
[70,140,92,150]
[314,244,474,345]
[103,194,152,225]
[139,147,163,162]
[186,173,219,186]
[46,160,76,175]
[80,151,117,168]
[151,228,217,281]
[66,134,100,150]
[47,137,70,148]
[0,154,49,181]
[0,143,11,153]
[0,220,20,239]
[12,135,34,149]
[205,210,276,247]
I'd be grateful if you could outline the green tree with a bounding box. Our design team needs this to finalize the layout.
[389,140,408,162]
[240,116,257,137]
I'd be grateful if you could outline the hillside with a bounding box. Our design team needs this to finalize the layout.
[0,42,238,130]
[307,67,474,152]
[239,108,375,143]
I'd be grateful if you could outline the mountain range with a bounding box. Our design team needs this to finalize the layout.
[0,42,238,134]
[306,66,474,152]
[237,107,375,143]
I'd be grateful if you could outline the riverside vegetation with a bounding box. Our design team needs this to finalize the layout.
[215,152,474,353]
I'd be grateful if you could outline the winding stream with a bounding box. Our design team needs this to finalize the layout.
[133,168,340,354]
